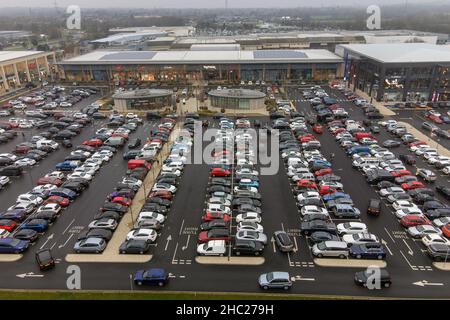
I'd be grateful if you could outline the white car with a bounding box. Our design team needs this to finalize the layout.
[342,233,380,246]
[297,191,321,202]
[337,222,368,235]
[88,219,118,230]
[380,120,397,127]
[0,176,10,187]
[91,153,110,163]
[235,212,262,224]
[407,225,442,238]
[71,150,91,158]
[138,212,165,224]
[300,206,328,216]
[432,217,450,228]
[207,197,231,207]
[422,234,450,247]
[37,203,61,214]
[392,200,419,211]
[84,158,103,167]
[16,193,43,205]
[236,168,259,176]
[160,167,182,177]
[395,208,424,219]
[126,228,157,243]
[234,186,258,194]
[67,172,93,181]
[32,184,57,194]
[379,187,405,197]
[237,222,264,233]
[428,156,450,165]
[73,166,97,177]
[0,153,17,161]
[122,177,142,187]
[45,171,65,180]
[152,183,177,194]
[197,240,226,256]
[14,158,36,167]
[98,150,114,158]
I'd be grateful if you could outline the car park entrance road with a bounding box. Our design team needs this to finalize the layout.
[0,86,450,299]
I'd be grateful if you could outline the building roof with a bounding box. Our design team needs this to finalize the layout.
[209,88,266,99]
[113,89,172,99]
[90,32,169,44]
[0,51,46,64]
[61,49,342,65]
[338,43,450,64]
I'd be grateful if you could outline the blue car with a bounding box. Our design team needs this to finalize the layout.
[48,188,77,200]
[323,192,351,202]
[55,160,80,171]
[239,179,259,188]
[0,209,28,222]
[347,146,370,155]
[134,268,169,286]
[349,243,386,260]
[20,219,48,232]
[312,160,332,168]
[440,115,450,124]
[0,238,29,253]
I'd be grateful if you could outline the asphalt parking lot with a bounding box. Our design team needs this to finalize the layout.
[0,85,449,298]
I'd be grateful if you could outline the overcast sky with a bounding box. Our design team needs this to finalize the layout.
[0,0,443,8]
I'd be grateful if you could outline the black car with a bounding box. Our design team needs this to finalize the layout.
[233,191,261,200]
[367,199,381,216]
[146,197,171,208]
[128,138,141,149]
[354,269,391,288]
[210,178,231,187]
[309,231,340,244]
[273,231,294,252]
[156,177,178,186]
[101,202,128,214]
[64,154,88,162]
[61,140,72,148]
[377,181,396,190]
[116,182,139,192]
[94,211,121,222]
[119,239,150,254]
[297,198,323,207]
[77,228,113,241]
[325,198,354,209]
[61,181,85,193]
[412,193,435,205]
[0,166,22,176]
[123,150,141,160]
[408,188,434,198]
[68,178,90,189]
[231,198,262,208]
[427,243,450,262]
[207,185,231,194]
[32,211,59,222]
[424,208,450,219]
[300,221,337,235]
[13,229,38,242]
[382,140,401,148]
[35,249,55,271]
[436,185,450,200]
[200,220,229,231]
[301,214,330,223]
[141,203,168,214]
[423,200,446,211]
[369,126,380,134]
[232,239,264,256]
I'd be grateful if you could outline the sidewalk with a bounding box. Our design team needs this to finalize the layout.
[66,123,181,263]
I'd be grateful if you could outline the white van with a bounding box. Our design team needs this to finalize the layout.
[352,157,379,168]
[37,139,58,150]
[197,240,226,256]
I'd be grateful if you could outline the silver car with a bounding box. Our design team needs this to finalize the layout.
[88,218,118,230]
[73,237,106,253]
[236,230,267,245]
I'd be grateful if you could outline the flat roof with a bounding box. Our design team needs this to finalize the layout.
[0,51,46,63]
[209,89,266,99]
[113,89,172,99]
[61,49,342,65]
[339,43,450,64]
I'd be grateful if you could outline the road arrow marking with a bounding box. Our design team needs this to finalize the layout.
[165,235,172,251]
[293,236,298,253]
[413,280,444,287]
[403,239,414,256]
[291,275,316,282]
[16,272,44,278]
[381,239,393,256]
[168,273,176,279]
[182,234,190,250]
[62,219,75,235]
[39,233,54,249]
[58,233,74,249]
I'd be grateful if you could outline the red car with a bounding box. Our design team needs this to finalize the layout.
[112,132,129,139]
[442,224,450,238]
[111,196,131,207]
[299,136,316,143]
[318,185,337,196]
[82,139,103,147]
[390,170,412,178]
[44,196,70,207]
[201,212,231,222]
[401,181,425,190]
[428,114,443,124]
[297,180,317,189]
[400,215,431,228]
[0,219,17,232]
[210,168,231,177]
[312,124,323,134]
[409,141,427,147]
[314,168,333,177]
[149,190,172,200]
[331,128,346,136]
[37,177,63,186]
[14,145,30,154]
[197,230,231,244]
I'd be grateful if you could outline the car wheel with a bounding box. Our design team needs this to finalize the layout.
[140,251,144,254]
[158,282,164,287]
[377,255,383,260]
[76,250,80,253]
[137,281,143,286]
[339,254,346,259]
[236,251,240,256]
[263,286,268,290]
[435,256,442,262]
[120,250,125,254]
[384,282,390,288]
[283,286,289,290]
[356,254,362,259]
[254,252,260,256]
[317,253,323,258]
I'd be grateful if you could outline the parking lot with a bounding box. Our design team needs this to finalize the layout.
[0,84,449,298]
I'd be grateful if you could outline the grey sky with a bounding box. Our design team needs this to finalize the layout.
[0,0,444,8]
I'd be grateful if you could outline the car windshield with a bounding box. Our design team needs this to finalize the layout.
[317,242,327,250]
[266,272,274,282]
[9,239,20,246]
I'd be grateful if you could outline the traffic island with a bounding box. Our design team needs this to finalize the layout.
[64,123,181,264]
[432,262,450,271]
[195,256,265,265]
[0,254,23,262]
[314,258,387,268]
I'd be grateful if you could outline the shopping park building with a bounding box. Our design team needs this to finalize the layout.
[58,49,344,85]
[0,51,58,94]
[337,43,450,102]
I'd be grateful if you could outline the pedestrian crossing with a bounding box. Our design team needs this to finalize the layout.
[294,98,348,103]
